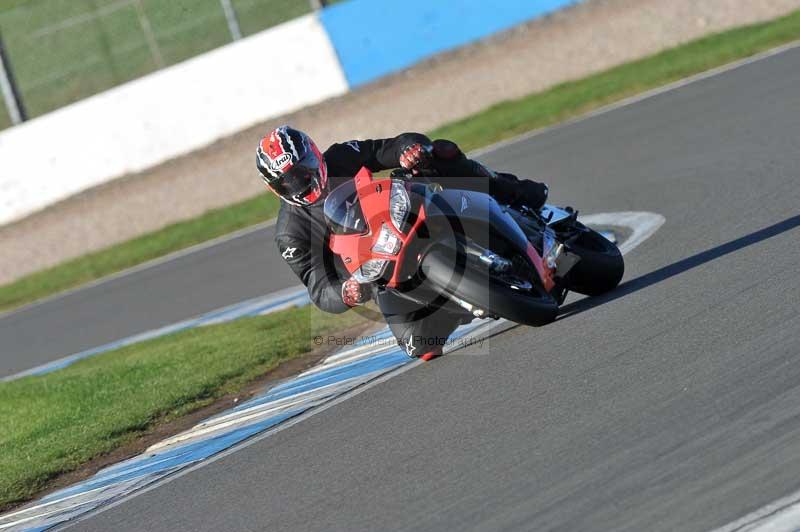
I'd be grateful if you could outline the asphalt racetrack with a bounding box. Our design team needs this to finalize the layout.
[10,46,800,530]
[0,223,300,378]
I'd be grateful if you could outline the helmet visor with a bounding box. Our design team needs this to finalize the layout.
[265,151,326,205]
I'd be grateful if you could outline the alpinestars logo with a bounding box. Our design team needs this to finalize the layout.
[281,247,297,260]
[404,336,416,356]
[460,195,469,213]
[346,141,361,152]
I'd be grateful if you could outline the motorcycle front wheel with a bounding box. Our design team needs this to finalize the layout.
[420,246,558,327]
[565,226,624,296]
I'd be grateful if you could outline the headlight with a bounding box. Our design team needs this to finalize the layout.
[372,223,402,255]
[353,259,389,283]
[389,181,410,232]
[542,228,560,269]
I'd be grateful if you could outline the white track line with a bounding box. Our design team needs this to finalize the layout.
[146,376,382,452]
[712,489,800,532]
[581,212,666,256]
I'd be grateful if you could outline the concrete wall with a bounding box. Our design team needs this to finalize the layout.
[0,14,348,227]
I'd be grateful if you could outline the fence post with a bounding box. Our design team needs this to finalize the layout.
[0,31,26,125]
[133,0,165,68]
[219,0,242,41]
[88,0,122,84]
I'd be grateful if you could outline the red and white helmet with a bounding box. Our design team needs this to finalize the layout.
[257,126,328,206]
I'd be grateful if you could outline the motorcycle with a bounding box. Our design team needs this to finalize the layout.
[323,167,624,327]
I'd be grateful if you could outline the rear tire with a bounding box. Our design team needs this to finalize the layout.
[421,247,558,327]
[566,228,624,296]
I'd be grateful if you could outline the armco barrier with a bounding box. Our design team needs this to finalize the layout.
[0,14,347,227]
[319,0,579,87]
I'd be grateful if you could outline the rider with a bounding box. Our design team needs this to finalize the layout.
[257,126,549,360]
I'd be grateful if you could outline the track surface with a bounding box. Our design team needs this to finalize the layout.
[16,48,800,530]
[0,226,299,377]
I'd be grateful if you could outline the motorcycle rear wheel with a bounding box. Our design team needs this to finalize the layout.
[420,247,558,327]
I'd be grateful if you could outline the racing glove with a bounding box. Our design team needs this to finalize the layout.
[515,180,549,210]
[399,143,433,175]
[341,276,372,307]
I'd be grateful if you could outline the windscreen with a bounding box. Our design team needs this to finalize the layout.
[323,180,367,235]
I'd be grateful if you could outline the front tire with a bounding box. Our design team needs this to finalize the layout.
[420,246,558,327]
[565,227,624,296]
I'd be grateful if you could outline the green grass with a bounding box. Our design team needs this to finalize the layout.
[0,192,279,312]
[0,0,313,128]
[0,305,366,508]
[3,9,800,312]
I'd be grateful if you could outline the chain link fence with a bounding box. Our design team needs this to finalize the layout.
[0,0,333,131]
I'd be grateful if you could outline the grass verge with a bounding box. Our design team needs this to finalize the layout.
[2,9,800,312]
[0,304,366,509]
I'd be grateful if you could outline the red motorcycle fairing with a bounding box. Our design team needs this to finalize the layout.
[328,167,427,288]
[526,241,555,293]
[328,166,556,294]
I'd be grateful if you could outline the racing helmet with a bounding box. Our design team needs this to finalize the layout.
[257,126,328,206]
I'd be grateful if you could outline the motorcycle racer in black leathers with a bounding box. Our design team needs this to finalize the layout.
[257,126,548,360]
